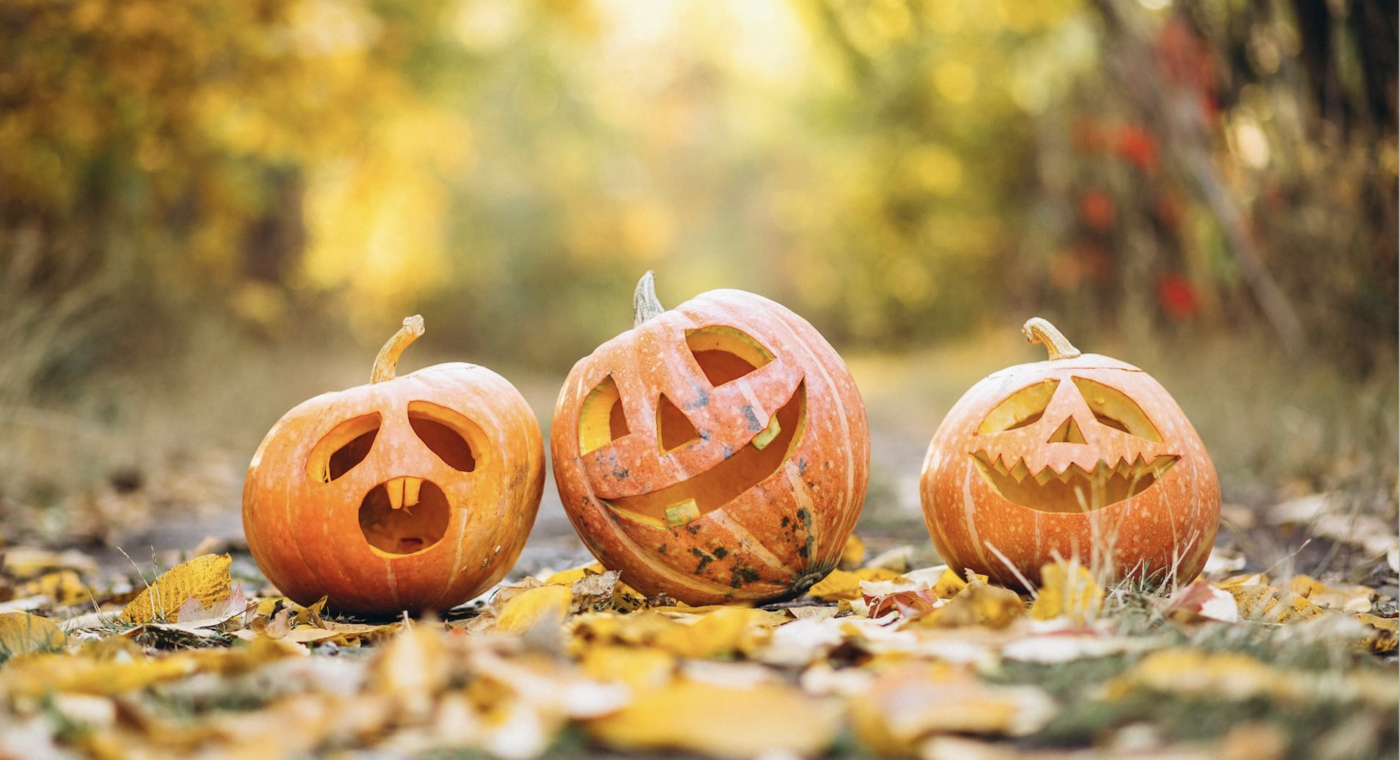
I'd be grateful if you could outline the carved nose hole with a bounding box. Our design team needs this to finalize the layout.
[1047,417,1087,444]
[657,394,700,453]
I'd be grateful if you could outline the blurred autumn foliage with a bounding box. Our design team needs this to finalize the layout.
[1,0,1395,396]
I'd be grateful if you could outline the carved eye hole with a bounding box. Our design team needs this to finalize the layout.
[308,413,381,483]
[408,401,482,471]
[685,327,774,386]
[657,393,700,453]
[579,375,630,455]
[977,380,1058,434]
[1070,377,1162,442]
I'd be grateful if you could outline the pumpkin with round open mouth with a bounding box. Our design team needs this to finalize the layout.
[552,273,870,605]
[242,316,544,616]
[920,318,1219,589]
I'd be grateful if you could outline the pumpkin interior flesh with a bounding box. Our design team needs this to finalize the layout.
[359,478,451,555]
[971,452,1178,513]
[605,381,806,526]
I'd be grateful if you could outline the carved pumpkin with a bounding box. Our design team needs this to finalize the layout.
[920,318,1219,589]
[552,273,870,605]
[243,316,544,616]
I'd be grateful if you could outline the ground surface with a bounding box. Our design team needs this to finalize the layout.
[1,335,1396,759]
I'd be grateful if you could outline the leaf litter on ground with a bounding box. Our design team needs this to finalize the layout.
[0,525,1395,760]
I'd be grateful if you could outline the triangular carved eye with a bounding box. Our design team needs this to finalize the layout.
[977,379,1058,434]
[1070,377,1162,442]
[308,413,381,483]
[657,393,700,453]
[579,375,629,455]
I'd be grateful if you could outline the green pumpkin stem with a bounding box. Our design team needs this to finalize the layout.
[371,315,426,384]
[633,270,665,328]
[1022,317,1081,361]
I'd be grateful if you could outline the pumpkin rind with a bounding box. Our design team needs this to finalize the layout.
[243,321,544,616]
[920,321,1219,589]
[552,283,870,605]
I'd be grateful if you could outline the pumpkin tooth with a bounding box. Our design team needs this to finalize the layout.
[1034,467,1057,485]
[404,477,422,508]
[665,499,700,527]
[1009,459,1029,483]
[387,478,405,510]
[751,415,782,451]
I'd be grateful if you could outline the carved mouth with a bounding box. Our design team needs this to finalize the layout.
[970,451,1178,514]
[605,382,806,528]
[360,477,450,555]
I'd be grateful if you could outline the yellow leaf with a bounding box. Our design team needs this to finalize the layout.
[494,584,574,634]
[652,606,773,659]
[1288,575,1375,613]
[545,562,606,586]
[1229,584,1327,624]
[932,566,988,599]
[1029,560,1104,623]
[15,570,90,606]
[808,567,904,601]
[586,677,839,759]
[840,534,867,570]
[909,575,1025,630]
[120,554,233,625]
[1355,613,1398,654]
[578,644,677,693]
[0,612,67,659]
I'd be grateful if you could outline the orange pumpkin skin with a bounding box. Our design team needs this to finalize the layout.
[920,320,1219,589]
[552,278,870,605]
[243,318,544,616]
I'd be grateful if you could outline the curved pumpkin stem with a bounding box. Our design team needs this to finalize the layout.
[1022,317,1081,361]
[371,315,426,384]
[633,270,665,327]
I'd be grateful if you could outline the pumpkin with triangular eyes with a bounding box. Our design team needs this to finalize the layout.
[242,316,544,616]
[920,318,1219,589]
[552,273,870,605]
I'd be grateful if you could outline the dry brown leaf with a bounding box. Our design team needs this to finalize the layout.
[1029,561,1104,623]
[586,676,839,759]
[0,611,67,659]
[120,554,233,625]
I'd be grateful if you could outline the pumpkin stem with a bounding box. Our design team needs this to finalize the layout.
[633,270,665,327]
[371,315,426,384]
[1022,317,1081,361]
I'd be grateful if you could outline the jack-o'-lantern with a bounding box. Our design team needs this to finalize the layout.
[552,273,870,605]
[243,316,544,616]
[921,318,1218,589]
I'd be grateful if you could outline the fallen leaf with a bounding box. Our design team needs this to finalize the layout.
[652,606,774,659]
[1029,560,1104,623]
[1229,584,1328,624]
[0,612,67,659]
[850,664,1056,755]
[14,570,90,607]
[586,676,839,759]
[1287,574,1375,613]
[908,575,1025,630]
[1164,579,1240,623]
[1354,613,1398,654]
[120,554,233,625]
[932,566,989,599]
[495,584,574,635]
[840,534,867,570]
[808,567,904,601]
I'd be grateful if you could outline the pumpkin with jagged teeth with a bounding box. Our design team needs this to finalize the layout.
[920,318,1219,589]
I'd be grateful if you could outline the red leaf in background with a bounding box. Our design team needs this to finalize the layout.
[1156,14,1220,121]
[1114,125,1159,173]
[1078,189,1116,231]
[1156,272,1199,320]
